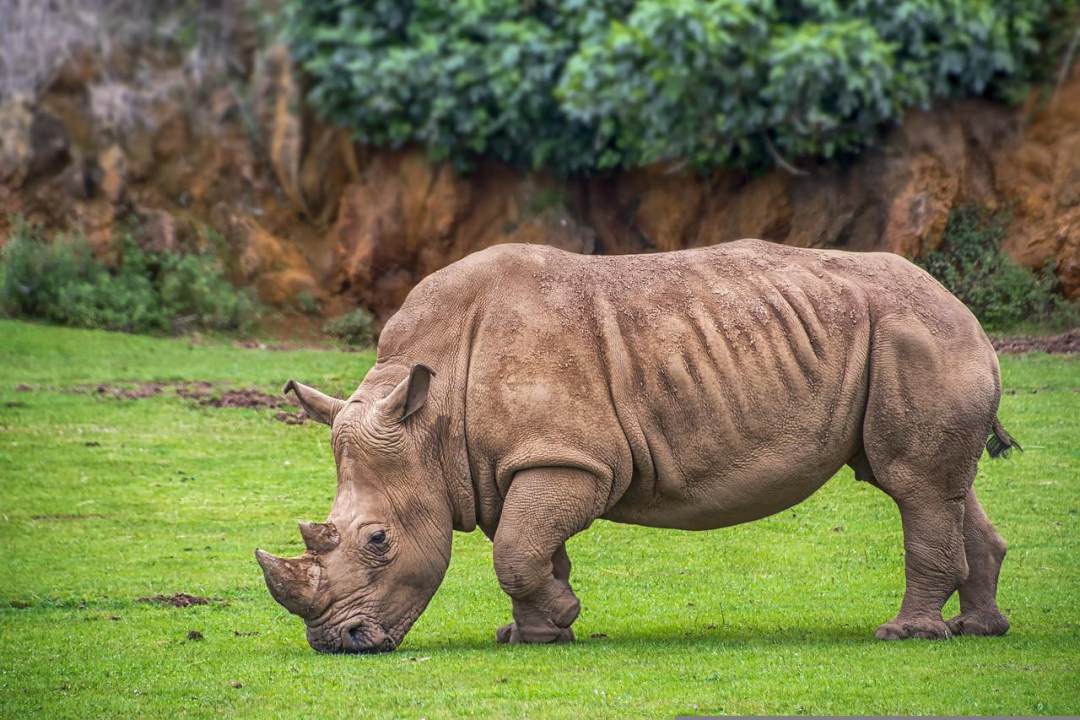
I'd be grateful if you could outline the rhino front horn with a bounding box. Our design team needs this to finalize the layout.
[299,521,340,553]
[254,548,321,618]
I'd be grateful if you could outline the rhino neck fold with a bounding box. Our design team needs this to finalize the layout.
[438,323,479,534]
[382,355,477,534]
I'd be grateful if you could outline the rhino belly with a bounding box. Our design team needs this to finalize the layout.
[602,442,855,531]
[598,269,871,531]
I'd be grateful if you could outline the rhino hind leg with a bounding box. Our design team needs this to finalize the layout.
[945,488,1010,636]
[493,467,603,644]
[873,486,969,640]
[860,319,1001,640]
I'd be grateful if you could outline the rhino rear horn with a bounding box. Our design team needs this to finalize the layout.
[299,521,340,553]
[283,380,345,425]
[254,548,321,618]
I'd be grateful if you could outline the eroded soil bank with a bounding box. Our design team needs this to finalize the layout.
[2,26,1079,322]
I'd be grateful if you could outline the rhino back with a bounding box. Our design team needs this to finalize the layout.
[393,241,986,531]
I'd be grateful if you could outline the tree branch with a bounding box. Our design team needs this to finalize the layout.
[763,134,808,177]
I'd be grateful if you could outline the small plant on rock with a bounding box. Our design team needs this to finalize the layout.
[918,206,1078,333]
[322,308,377,347]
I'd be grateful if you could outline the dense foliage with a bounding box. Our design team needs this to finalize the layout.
[0,219,256,334]
[919,207,1078,332]
[284,0,1075,174]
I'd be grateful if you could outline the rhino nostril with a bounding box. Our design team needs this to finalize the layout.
[348,623,367,647]
[346,622,395,653]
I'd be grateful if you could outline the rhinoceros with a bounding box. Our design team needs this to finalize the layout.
[256,239,1017,653]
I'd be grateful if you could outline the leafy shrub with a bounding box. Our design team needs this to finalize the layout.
[322,308,377,347]
[919,207,1078,332]
[283,0,1076,174]
[0,218,256,334]
[293,290,321,316]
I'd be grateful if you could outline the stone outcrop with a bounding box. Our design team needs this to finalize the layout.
[2,34,1078,325]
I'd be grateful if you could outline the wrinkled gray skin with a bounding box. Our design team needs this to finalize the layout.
[257,240,1016,653]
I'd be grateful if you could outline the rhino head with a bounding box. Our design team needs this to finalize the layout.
[255,365,453,653]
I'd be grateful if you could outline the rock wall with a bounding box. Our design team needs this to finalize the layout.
[2,39,1078,326]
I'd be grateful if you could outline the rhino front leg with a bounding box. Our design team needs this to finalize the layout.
[493,467,603,644]
[495,544,572,644]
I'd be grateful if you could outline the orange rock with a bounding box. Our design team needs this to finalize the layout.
[256,267,321,308]
[256,44,307,215]
[1057,224,1080,298]
[212,205,320,306]
[98,144,127,204]
[301,123,356,223]
[0,96,38,188]
[10,38,1080,320]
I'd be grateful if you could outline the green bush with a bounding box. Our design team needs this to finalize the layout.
[283,0,1075,174]
[323,308,377,347]
[0,218,256,334]
[919,207,1078,332]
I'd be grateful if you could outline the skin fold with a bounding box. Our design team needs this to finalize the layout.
[256,239,1013,652]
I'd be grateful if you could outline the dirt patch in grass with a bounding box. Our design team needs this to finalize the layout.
[30,513,108,521]
[175,383,292,411]
[94,383,167,399]
[274,410,309,425]
[203,389,288,410]
[71,381,305,423]
[139,593,211,608]
[993,329,1080,354]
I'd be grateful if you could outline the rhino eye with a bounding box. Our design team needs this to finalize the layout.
[368,530,386,546]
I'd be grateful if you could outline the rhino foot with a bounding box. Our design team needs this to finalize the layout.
[496,621,574,644]
[945,610,1009,637]
[875,617,952,640]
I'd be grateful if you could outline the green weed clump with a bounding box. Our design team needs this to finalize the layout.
[919,206,1078,333]
[322,308,377,347]
[0,218,256,334]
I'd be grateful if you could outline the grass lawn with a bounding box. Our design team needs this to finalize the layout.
[1,318,1078,718]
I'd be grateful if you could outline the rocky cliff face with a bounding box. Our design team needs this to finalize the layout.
[2,38,1078,325]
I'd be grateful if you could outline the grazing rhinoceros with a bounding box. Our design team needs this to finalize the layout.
[256,240,1017,653]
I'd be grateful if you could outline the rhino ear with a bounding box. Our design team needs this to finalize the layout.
[283,380,345,425]
[298,521,340,553]
[376,365,434,422]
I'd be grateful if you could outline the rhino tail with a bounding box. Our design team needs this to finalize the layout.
[986,417,1022,459]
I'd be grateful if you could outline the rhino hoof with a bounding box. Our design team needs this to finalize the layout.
[945,611,1009,637]
[875,618,951,640]
[496,622,574,644]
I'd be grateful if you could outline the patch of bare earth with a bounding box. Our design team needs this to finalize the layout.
[205,389,287,409]
[75,381,309,423]
[992,329,1080,354]
[138,593,211,608]
[274,410,308,424]
[94,382,167,399]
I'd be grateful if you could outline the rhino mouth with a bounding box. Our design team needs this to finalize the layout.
[305,619,395,654]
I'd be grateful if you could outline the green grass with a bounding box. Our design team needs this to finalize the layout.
[1,319,1078,718]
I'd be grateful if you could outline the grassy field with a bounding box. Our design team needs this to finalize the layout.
[1,319,1078,718]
